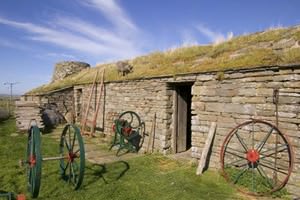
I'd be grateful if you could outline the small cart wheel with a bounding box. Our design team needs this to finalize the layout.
[59,124,85,190]
[26,126,42,198]
[220,119,294,195]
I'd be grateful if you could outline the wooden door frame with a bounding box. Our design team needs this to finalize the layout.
[171,82,193,154]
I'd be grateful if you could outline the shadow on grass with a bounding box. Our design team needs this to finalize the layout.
[83,161,130,188]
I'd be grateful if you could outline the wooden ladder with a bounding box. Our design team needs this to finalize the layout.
[81,69,105,137]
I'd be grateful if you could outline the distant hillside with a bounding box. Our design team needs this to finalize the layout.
[28,25,300,95]
[0,94,21,98]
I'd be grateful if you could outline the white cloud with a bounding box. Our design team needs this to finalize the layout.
[195,24,233,45]
[0,37,29,50]
[180,29,199,46]
[36,52,77,60]
[0,0,143,62]
[80,0,138,33]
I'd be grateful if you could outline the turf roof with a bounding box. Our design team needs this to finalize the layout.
[27,25,300,95]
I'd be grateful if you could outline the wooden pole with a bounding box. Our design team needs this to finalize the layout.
[91,69,105,136]
[81,70,99,134]
[147,113,156,153]
[150,113,156,153]
[196,122,217,175]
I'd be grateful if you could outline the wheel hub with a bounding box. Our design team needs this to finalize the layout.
[246,149,259,163]
[67,152,77,162]
[29,155,36,168]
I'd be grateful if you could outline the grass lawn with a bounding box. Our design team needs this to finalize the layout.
[0,118,243,200]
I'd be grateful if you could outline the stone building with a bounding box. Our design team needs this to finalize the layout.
[16,26,300,196]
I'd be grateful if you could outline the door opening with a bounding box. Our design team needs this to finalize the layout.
[174,83,193,153]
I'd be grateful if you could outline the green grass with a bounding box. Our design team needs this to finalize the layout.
[27,25,300,95]
[225,167,289,199]
[0,119,241,200]
[0,97,18,113]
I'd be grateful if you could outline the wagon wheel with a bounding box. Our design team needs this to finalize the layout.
[26,126,42,198]
[119,111,142,129]
[59,124,85,190]
[220,119,293,195]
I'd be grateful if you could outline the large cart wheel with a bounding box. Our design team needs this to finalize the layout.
[220,119,293,195]
[26,126,42,198]
[119,111,142,129]
[59,124,85,190]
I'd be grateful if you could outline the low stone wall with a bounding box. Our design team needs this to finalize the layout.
[16,88,74,130]
[15,96,44,131]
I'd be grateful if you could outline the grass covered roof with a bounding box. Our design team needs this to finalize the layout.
[27,25,300,95]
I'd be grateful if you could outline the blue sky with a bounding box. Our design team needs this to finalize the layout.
[0,0,299,94]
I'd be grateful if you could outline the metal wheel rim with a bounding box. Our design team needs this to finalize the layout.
[59,124,85,190]
[220,119,294,195]
[118,111,142,129]
[26,126,42,198]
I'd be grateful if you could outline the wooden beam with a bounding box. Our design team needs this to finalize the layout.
[196,122,217,175]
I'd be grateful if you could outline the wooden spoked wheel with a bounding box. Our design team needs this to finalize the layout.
[220,119,293,195]
[26,126,42,198]
[59,124,85,190]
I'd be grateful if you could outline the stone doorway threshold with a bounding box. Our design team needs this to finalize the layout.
[167,148,195,164]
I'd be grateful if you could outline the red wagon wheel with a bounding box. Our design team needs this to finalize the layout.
[220,119,293,195]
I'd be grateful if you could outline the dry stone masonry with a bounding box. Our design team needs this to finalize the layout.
[52,61,90,82]
[16,64,300,197]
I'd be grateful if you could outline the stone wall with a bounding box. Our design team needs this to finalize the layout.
[15,95,44,131]
[52,61,90,82]
[41,87,74,115]
[75,79,175,153]
[16,64,300,196]
[191,66,300,196]
[75,65,299,196]
[15,88,74,130]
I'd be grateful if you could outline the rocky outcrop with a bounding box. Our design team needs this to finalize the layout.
[52,61,90,82]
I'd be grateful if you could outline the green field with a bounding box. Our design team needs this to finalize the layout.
[0,118,244,200]
[0,96,18,113]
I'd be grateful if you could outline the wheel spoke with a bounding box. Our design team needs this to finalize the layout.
[72,160,79,172]
[225,148,247,161]
[226,158,248,168]
[251,163,256,192]
[235,130,249,152]
[257,165,274,189]
[260,144,288,159]
[68,160,72,183]
[251,122,254,150]
[233,166,249,184]
[68,126,71,149]
[73,149,80,155]
[70,163,77,185]
[259,158,288,170]
[259,162,288,175]
[256,128,274,152]
[60,161,70,174]
[64,138,71,151]
[71,131,77,151]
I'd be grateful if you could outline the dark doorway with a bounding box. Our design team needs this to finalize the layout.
[174,83,193,153]
[75,88,83,120]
